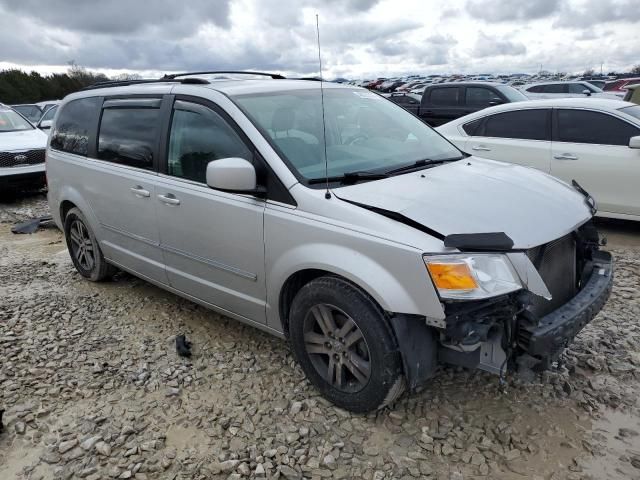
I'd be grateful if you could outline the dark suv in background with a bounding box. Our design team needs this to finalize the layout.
[414,82,527,126]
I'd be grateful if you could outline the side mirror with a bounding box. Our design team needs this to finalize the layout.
[38,120,52,130]
[629,136,640,149]
[488,98,504,106]
[206,157,263,195]
[582,89,591,96]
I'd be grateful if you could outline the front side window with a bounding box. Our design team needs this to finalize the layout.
[233,88,462,182]
[619,105,640,121]
[483,109,548,140]
[168,101,251,183]
[97,107,160,170]
[50,97,101,156]
[568,83,590,94]
[430,87,460,106]
[556,109,640,146]
[526,85,543,93]
[465,87,501,107]
[0,108,34,132]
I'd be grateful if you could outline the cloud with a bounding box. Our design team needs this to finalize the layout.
[555,0,640,28]
[0,0,638,78]
[472,32,526,57]
[467,0,561,22]
[0,0,233,35]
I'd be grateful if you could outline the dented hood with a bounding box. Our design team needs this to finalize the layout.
[334,157,592,249]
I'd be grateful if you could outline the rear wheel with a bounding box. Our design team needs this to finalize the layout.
[64,207,115,281]
[289,276,405,412]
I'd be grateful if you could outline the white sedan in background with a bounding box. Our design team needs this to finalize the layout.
[436,98,640,220]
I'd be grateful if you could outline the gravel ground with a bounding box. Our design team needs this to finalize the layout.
[1,193,640,480]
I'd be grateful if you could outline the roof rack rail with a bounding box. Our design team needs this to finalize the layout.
[163,70,286,80]
[80,77,209,91]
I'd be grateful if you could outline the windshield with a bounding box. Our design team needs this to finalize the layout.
[11,105,42,123]
[233,88,462,182]
[0,108,34,132]
[494,85,528,102]
[619,105,640,121]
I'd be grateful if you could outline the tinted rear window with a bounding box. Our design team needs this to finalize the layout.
[484,109,548,140]
[97,107,160,170]
[50,97,101,156]
[430,87,459,106]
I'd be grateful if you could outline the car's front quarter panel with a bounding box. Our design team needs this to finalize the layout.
[264,185,447,333]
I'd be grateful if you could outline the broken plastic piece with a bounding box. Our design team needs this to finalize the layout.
[11,215,53,234]
[176,334,192,358]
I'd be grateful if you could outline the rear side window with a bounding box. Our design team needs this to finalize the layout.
[462,118,483,136]
[483,109,549,140]
[543,84,566,94]
[429,87,459,106]
[465,87,501,107]
[97,107,161,170]
[167,101,251,183]
[50,97,101,156]
[556,109,640,146]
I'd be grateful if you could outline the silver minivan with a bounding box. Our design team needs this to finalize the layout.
[47,72,613,412]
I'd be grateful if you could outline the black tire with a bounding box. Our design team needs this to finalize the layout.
[64,207,116,282]
[289,276,405,413]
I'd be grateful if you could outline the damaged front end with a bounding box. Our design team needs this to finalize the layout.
[434,221,613,375]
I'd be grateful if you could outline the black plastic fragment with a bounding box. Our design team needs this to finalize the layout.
[11,215,53,234]
[444,232,514,251]
[176,334,192,358]
[0,408,4,433]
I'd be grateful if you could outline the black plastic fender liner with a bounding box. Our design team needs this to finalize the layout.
[389,313,438,390]
[444,232,514,251]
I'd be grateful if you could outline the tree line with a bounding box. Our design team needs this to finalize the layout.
[0,64,141,105]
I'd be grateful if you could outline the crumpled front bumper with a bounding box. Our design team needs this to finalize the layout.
[521,250,613,358]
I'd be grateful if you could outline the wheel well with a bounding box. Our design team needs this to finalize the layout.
[279,269,333,337]
[60,200,76,223]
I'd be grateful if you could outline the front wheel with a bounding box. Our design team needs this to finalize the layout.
[64,207,115,282]
[289,276,405,412]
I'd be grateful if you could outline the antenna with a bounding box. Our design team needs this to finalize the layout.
[316,14,331,200]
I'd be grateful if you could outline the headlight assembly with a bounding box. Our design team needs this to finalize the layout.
[424,254,522,300]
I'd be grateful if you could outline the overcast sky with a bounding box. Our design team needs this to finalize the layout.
[0,0,638,79]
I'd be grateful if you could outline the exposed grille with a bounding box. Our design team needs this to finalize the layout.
[0,149,45,168]
[526,234,577,317]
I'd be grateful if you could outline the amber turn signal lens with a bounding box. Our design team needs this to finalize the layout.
[426,262,478,290]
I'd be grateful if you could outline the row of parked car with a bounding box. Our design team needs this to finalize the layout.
[354,74,640,98]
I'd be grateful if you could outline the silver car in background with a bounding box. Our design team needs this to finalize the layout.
[46,72,613,412]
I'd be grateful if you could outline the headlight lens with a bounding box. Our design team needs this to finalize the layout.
[424,254,522,300]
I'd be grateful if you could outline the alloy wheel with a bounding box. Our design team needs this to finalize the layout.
[69,219,95,271]
[303,303,372,393]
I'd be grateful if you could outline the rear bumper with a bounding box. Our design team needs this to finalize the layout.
[522,250,613,357]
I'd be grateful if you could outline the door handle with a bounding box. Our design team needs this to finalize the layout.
[472,145,491,152]
[553,153,578,160]
[130,186,150,198]
[157,194,180,206]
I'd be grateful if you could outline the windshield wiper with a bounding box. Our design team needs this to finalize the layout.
[308,170,390,185]
[384,156,463,176]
